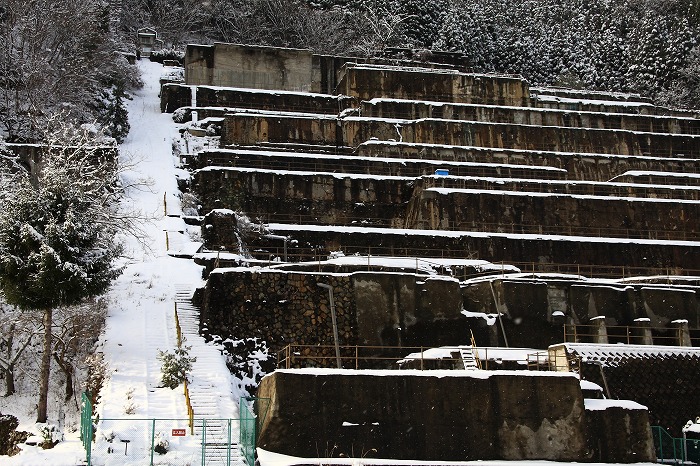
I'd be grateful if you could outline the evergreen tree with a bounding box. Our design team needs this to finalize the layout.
[0,121,124,422]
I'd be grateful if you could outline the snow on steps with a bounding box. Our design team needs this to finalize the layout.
[175,285,245,466]
[459,346,479,370]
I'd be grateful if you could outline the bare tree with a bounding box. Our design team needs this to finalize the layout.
[0,302,41,396]
[0,0,141,142]
[52,300,107,404]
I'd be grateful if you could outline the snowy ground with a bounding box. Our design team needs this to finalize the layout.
[4,59,239,465]
[2,60,660,466]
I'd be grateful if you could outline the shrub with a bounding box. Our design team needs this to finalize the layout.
[149,48,185,64]
[157,345,196,389]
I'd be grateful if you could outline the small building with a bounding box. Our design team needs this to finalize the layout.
[137,27,161,57]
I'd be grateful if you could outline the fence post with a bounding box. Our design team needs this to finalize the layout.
[150,418,156,466]
[227,418,232,466]
[202,419,207,466]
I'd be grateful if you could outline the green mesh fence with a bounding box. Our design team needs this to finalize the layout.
[86,418,249,466]
[239,398,256,466]
[80,390,267,466]
[80,391,93,465]
[652,425,687,464]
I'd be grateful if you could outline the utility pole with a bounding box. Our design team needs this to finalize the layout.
[318,283,342,369]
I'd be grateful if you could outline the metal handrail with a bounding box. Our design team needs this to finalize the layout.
[564,323,700,346]
[275,344,573,372]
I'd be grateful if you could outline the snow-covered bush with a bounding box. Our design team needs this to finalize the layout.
[149,48,185,64]
[153,432,169,454]
[38,423,61,449]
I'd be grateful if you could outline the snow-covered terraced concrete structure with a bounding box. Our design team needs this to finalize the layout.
[164,60,700,271]
[163,45,700,460]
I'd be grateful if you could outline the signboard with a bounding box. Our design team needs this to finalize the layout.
[172,428,186,437]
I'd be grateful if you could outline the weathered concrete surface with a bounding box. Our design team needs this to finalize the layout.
[183,43,469,94]
[199,267,698,352]
[462,277,700,338]
[253,225,700,273]
[360,98,700,135]
[584,403,656,463]
[337,65,531,106]
[200,269,468,351]
[185,43,315,91]
[256,370,590,461]
[221,112,341,146]
[192,167,414,226]
[184,148,567,180]
[160,83,356,115]
[220,112,700,156]
[356,141,700,183]
[411,186,699,240]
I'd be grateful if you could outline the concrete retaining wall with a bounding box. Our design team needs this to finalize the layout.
[337,66,530,106]
[220,113,700,156]
[256,370,654,462]
[360,99,700,134]
[356,141,700,182]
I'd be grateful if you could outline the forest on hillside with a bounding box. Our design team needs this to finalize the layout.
[1,0,699,144]
[122,0,700,110]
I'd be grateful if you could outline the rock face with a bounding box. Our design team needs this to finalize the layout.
[256,370,625,462]
[0,414,29,457]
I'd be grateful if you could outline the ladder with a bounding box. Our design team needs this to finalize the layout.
[460,330,482,370]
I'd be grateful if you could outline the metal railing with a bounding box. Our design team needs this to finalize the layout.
[174,303,194,434]
[652,426,688,464]
[275,344,574,372]
[564,324,700,347]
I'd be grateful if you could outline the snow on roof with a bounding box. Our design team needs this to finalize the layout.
[685,421,700,433]
[424,173,700,192]
[227,109,341,120]
[257,448,658,466]
[405,117,700,140]
[555,343,700,367]
[274,255,510,272]
[580,380,604,392]
[533,93,654,108]
[265,222,700,247]
[346,63,462,75]
[584,398,648,411]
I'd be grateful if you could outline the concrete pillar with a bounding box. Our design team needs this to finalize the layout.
[591,316,608,344]
[633,318,653,345]
[672,319,692,346]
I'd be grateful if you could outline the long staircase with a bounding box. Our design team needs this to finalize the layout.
[175,285,246,466]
